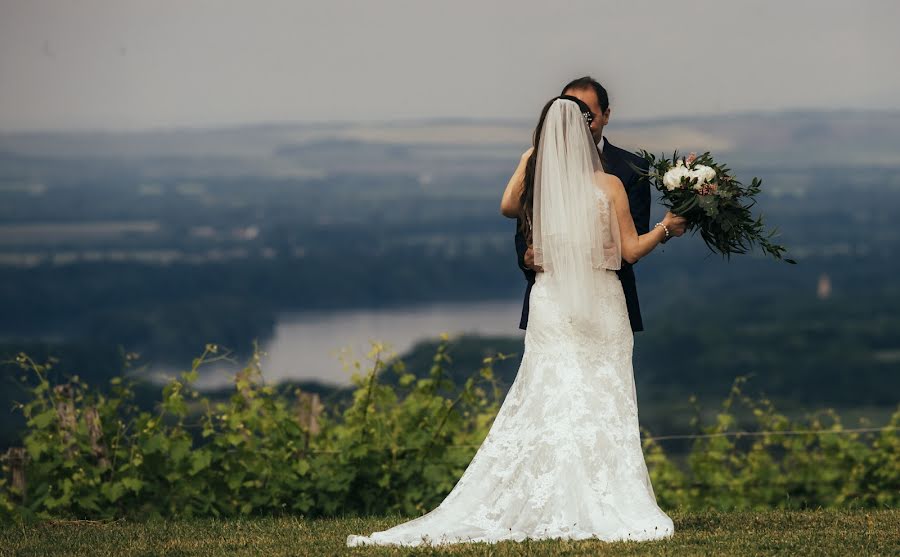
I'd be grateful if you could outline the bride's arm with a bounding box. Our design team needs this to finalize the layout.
[500,148,534,218]
[607,174,679,264]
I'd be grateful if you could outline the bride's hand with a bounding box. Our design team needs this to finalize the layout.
[662,212,687,238]
[525,246,544,272]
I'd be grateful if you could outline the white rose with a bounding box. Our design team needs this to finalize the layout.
[663,166,689,191]
[684,165,716,190]
[695,164,716,183]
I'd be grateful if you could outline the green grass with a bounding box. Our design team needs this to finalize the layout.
[2,510,898,556]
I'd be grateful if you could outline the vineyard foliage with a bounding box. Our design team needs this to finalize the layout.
[1,340,897,521]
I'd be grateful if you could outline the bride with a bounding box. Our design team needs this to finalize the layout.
[347,96,679,547]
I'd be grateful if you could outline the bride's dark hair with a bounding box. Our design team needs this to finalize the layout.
[519,95,596,243]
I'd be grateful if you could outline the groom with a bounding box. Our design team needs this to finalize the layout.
[512,76,686,332]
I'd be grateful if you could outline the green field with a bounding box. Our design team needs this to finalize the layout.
[2,510,898,556]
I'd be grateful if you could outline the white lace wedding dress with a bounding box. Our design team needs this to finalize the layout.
[347,98,674,547]
[346,270,674,547]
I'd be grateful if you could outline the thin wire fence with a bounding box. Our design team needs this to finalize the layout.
[644,425,896,442]
[306,425,897,455]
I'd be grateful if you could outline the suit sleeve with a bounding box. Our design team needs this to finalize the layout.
[628,157,652,236]
[514,222,536,280]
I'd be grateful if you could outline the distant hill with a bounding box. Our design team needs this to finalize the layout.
[1,110,898,182]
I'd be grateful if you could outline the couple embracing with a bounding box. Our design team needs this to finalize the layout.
[348,76,687,547]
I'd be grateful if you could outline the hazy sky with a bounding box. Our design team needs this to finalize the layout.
[1,0,899,131]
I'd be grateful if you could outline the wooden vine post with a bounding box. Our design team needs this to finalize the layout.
[296,391,323,449]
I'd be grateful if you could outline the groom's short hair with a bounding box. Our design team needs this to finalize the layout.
[561,76,609,113]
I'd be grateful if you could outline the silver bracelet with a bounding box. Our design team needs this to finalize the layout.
[654,222,670,243]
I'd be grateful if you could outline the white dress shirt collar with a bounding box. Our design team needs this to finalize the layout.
[597,136,606,153]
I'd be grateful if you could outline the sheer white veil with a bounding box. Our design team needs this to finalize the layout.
[532,98,622,324]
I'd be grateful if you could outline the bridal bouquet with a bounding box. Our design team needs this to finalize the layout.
[635,151,794,263]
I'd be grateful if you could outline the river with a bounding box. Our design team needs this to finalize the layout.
[188,299,524,389]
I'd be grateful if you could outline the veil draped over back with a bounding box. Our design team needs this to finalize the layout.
[532,98,622,324]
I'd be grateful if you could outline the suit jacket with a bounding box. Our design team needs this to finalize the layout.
[515,138,651,332]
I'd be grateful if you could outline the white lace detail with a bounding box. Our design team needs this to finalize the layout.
[347,270,674,547]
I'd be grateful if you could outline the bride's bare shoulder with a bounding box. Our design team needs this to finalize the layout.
[594,172,626,198]
[603,173,625,189]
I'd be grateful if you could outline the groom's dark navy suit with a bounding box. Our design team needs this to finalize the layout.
[515,138,651,333]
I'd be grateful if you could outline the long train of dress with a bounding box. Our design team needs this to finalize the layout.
[346,271,674,547]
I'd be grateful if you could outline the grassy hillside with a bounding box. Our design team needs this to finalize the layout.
[2,510,898,556]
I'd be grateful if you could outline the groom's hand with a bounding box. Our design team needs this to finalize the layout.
[524,246,544,272]
[662,212,687,238]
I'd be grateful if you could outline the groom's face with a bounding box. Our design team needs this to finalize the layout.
[563,87,609,144]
